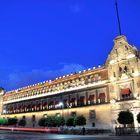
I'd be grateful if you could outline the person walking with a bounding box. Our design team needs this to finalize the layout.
[82,127,86,135]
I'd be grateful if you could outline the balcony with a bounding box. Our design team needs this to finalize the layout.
[4,99,109,115]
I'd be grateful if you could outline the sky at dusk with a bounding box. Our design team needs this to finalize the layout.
[0,0,140,91]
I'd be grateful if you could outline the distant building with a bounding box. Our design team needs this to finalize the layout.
[0,35,140,129]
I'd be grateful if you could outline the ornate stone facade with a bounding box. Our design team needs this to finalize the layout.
[1,35,140,129]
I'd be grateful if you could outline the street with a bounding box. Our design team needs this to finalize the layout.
[0,131,140,140]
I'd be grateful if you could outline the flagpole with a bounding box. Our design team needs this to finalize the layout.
[115,0,122,35]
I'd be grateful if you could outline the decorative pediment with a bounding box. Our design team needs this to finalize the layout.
[106,35,139,66]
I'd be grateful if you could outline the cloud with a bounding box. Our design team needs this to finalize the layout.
[6,63,85,91]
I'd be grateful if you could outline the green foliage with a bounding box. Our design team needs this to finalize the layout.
[74,115,86,126]
[38,118,48,127]
[117,110,134,127]
[66,116,75,127]
[38,116,56,127]
[0,118,8,126]
[38,116,65,127]
[38,115,86,127]
[55,116,65,127]
[47,116,57,127]
[18,119,26,127]
[7,117,18,126]
[137,112,140,123]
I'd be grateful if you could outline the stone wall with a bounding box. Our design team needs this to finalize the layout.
[1,104,112,129]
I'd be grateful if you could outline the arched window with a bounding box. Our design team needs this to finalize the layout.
[120,88,132,100]
[42,101,47,110]
[70,97,76,107]
[98,93,106,103]
[78,96,85,106]
[88,95,95,105]
[63,99,68,108]
[48,100,54,109]
[125,45,128,50]
[124,66,128,73]
[119,67,122,73]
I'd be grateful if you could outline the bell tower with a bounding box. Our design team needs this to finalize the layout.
[106,35,140,101]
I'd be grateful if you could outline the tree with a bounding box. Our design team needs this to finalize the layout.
[66,117,75,127]
[137,112,140,123]
[38,118,47,127]
[18,119,26,127]
[47,116,57,127]
[0,118,8,126]
[117,110,134,127]
[74,115,86,126]
[7,117,18,126]
[55,116,65,127]
[38,116,65,127]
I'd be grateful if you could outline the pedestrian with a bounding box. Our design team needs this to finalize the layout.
[82,126,85,135]
[115,126,118,136]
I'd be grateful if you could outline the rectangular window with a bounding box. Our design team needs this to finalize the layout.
[22,116,26,119]
[89,110,96,119]
[71,111,76,117]
[113,72,116,77]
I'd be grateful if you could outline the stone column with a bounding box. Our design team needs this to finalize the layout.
[85,92,88,105]
[0,88,5,115]
[95,89,98,104]
[68,94,71,106]
[76,93,79,106]
[132,109,139,128]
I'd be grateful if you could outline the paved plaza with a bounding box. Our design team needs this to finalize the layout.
[0,131,140,140]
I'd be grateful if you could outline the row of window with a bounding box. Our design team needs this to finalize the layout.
[4,73,105,101]
[4,88,133,115]
[4,94,106,114]
[113,66,136,78]
[120,88,133,100]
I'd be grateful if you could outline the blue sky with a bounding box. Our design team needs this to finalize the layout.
[0,0,140,91]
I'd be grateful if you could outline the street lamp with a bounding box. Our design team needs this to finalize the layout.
[58,102,64,107]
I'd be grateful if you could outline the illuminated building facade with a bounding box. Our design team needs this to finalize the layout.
[1,35,140,129]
